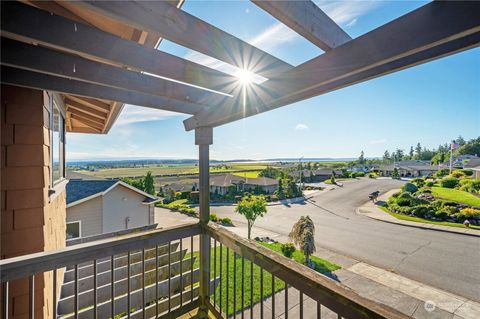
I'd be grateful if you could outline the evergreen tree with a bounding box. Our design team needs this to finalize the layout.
[409,146,414,159]
[358,150,365,164]
[415,143,422,159]
[383,150,391,163]
[143,171,156,195]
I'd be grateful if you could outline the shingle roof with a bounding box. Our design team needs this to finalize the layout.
[209,174,277,187]
[66,180,117,204]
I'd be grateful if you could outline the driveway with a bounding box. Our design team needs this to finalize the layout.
[210,178,480,302]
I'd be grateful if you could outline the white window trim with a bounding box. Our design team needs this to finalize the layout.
[49,92,67,191]
[66,220,82,241]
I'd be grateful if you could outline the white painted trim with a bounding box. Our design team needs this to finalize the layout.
[67,180,158,208]
[66,220,82,240]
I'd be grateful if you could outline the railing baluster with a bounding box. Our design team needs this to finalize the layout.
[285,284,288,319]
[127,252,131,319]
[111,255,115,318]
[190,236,194,303]
[300,292,304,319]
[93,259,97,319]
[213,239,217,309]
[168,241,171,313]
[226,247,230,318]
[156,245,159,318]
[3,281,9,319]
[74,265,78,319]
[250,262,253,319]
[52,270,56,319]
[260,268,264,319]
[317,301,321,319]
[29,275,34,319]
[241,257,245,319]
[233,252,237,318]
[142,248,146,319]
[271,274,275,319]
[179,240,183,308]
[219,243,223,316]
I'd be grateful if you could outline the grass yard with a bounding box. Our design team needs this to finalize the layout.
[188,243,339,316]
[431,187,480,207]
[379,206,480,230]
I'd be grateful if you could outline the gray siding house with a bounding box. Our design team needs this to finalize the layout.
[206,174,279,195]
[66,179,159,240]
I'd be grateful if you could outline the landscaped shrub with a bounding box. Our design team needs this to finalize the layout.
[435,168,450,178]
[426,181,434,187]
[210,213,218,222]
[352,172,366,178]
[451,170,466,178]
[440,177,459,189]
[391,191,401,198]
[280,243,296,258]
[460,169,474,177]
[368,172,378,179]
[402,183,418,193]
[417,187,432,194]
[434,210,449,220]
[411,178,425,187]
[459,207,480,218]
[396,197,412,207]
[459,179,480,193]
[411,205,433,218]
[220,218,233,226]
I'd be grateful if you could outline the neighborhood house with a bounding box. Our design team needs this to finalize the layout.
[66,179,159,239]
[204,173,279,195]
[379,160,440,177]
[289,168,344,183]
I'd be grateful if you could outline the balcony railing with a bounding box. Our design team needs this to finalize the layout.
[1,222,406,319]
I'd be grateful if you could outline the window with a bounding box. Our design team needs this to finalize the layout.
[50,97,65,185]
[66,221,81,240]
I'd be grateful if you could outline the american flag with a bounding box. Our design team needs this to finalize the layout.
[451,141,459,150]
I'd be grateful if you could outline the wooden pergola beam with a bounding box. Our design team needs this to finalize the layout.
[67,96,111,113]
[2,67,205,115]
[252,0,351,51]
[0,1,237,93]
[71,1,293,78]
[64,98,107,119]
[184,1,480,130]
[67,106,106,125]
[1,38,219,108]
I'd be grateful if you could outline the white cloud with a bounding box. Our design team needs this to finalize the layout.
[318,0,379,26]
[370,138,387,144]
[346,18,357,27]
[115,105,180,126]
[295,123,309,131]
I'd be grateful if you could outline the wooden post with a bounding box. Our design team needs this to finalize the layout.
[195,126,212,317]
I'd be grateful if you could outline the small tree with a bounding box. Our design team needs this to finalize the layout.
[392,167,399,179]
[144,171,156,195]
[289,216,316,267]
[235,195,267,239]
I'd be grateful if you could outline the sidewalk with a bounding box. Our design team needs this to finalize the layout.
[357,190,480,237]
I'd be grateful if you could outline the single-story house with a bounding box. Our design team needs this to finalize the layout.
[464,158,480,179]
[66,179,160,240]
[347,164,380,173]
[289,168,344,182]
[206,174,279,195]
[379,161,440,177]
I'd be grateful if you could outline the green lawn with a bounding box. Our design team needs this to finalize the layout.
[189,243,339,316]
[379,206,480,230]
[431,187,480,206]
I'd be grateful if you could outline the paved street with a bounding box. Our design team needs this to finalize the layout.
[210,178,480,302]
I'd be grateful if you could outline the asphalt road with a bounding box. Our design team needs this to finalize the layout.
[211,178,480,302]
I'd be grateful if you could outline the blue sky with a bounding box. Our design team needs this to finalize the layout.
[67,0,479,161]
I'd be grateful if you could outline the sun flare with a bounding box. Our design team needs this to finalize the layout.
[236,68,254,85]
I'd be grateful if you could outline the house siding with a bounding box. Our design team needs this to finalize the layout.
[1,85,66,318]
[102,185,150,234]
[67,196,102,237]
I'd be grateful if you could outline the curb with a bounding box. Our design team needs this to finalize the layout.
[357,206,480,238]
